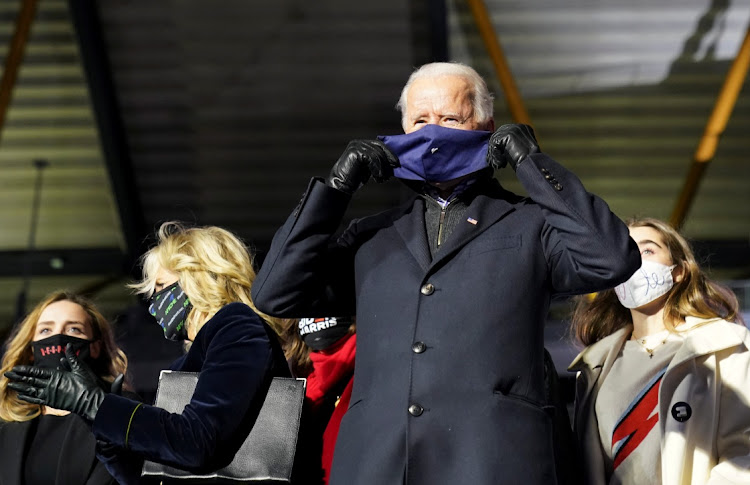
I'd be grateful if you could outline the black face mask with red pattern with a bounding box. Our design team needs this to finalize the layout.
[31,334,92,370]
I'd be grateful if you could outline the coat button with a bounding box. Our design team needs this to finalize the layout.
[554,183,563,191]
[541,168,549,174]
[420,283,435,295]
[412,341,426,353]
[408,404,424,416]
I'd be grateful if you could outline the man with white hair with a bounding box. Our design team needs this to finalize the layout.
[253,62,640,485]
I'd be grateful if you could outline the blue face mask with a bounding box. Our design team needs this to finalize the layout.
[148,282,192,341]
[378,124,492,183]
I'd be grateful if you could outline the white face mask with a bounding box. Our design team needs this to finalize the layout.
[614,260,677,309]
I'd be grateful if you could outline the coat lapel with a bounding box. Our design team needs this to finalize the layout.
[57,414,98,485]
[0,419,33,485]
[568,326,631,437]
[668,317,746,371]
[567,327,631,485]
[428,187,516,271]
[393,197,432,272]
[393,178,521,273]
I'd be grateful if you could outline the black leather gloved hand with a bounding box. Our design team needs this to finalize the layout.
[487,124,540,171]
[58,355,124,395]
[109,373,124,395]
[5,344,106,423]
[326,140,400,194]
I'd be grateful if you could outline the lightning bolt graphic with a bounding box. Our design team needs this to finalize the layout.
[611,367,667,469]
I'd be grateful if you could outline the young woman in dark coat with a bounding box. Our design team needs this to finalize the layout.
[0,290,129,485]
[5,222,291,484]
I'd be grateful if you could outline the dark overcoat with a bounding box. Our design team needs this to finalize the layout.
[252,153,641,485]
[0,414,115,485]
[91,303,289,484]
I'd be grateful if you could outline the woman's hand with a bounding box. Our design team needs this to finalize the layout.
[4,344,106,423]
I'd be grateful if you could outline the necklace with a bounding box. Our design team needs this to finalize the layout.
[631,333,669,359]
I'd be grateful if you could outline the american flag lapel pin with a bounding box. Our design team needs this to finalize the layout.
[467,217,478,225]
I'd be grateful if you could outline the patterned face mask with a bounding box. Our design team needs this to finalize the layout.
[378,124,492,183]
[299,317,353,351]
[31,334,93,370]
[614,260,677,309]
[148,281,192,341]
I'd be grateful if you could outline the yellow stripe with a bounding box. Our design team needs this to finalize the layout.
[124,402,143,449]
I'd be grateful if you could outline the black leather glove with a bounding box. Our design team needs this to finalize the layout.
[58,355,124,395]
[487,124,540,171]
[326,140,400,194]
[5,344,106,423]
[109,373,124,395]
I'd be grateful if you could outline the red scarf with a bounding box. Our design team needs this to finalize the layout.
[305,333,356,410]
[304,333,356,485]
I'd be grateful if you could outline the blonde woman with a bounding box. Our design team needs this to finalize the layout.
[569,217,750,485]
[6,222,291,485]
[0,290,128,485]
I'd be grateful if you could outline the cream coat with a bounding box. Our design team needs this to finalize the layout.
[569,317,750,485]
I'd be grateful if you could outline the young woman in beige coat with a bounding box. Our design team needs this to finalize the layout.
[569,217,750,485]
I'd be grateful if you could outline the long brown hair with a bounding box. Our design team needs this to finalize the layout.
[571,217,740,346]
[0,291,128,422]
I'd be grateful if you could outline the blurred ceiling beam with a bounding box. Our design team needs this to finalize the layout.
[0,248,127,277]
[465,0,532,125]
[671,24,750,229]
[67,0,147,275]
[0,0,39,140]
